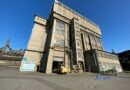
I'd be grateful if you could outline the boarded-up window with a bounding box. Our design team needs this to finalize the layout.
[55,39,64,46]
[55,20,65,35]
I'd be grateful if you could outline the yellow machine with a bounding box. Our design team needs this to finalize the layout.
[59,66,68,74]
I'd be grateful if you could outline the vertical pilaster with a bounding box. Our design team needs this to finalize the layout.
[64,24,70,70]
[45,19,56,74]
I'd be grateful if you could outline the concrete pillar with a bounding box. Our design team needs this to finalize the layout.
[45,49,54,74]
[45,19,56,74]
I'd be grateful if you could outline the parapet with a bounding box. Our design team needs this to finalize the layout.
[34,15,47,26]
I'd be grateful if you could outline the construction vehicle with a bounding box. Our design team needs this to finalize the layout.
[59,65,68,74]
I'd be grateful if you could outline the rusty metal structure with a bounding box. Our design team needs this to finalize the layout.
[0,39,25,61]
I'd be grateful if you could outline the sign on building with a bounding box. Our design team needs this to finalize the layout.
[20,57,36,72]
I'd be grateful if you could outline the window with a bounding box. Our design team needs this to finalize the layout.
[85,33,89,43]
[90,36,95,44]
[106,63,109,68]
[76,31,80,38]
[99,62,103,71]
[113,56,118,60]
[104,62,108,68]
[108,54,111,59]
[101,62,106,70]
[55,20,65,35]
[75,22,79,29]
[110,55,113,59]
[95,38,102,49]
[77,40,80,47]
[55,39,64,46]
[77,51,82,59]
[56,21,65,30]
[56,28,64,35]
[111,56,114,60]
[90,36,96,49]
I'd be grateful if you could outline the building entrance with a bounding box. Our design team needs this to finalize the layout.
[52,61,63,73]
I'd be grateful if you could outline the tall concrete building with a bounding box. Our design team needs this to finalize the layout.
[20,0,122,73]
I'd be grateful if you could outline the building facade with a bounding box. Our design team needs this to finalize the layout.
[85,50,122,73]
[20,0,122,73]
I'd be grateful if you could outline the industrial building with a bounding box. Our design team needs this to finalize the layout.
[20,0,122,74]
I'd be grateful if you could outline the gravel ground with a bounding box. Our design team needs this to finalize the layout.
[0,65,130,90]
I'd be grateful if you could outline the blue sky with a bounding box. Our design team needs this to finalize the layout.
[0,0,130,53]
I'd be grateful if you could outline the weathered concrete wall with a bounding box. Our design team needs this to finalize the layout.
[53,0,101,35]
[20,16,47,71]
[95,50,123,72]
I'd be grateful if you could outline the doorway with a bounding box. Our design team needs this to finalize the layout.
[52,61,63,73]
